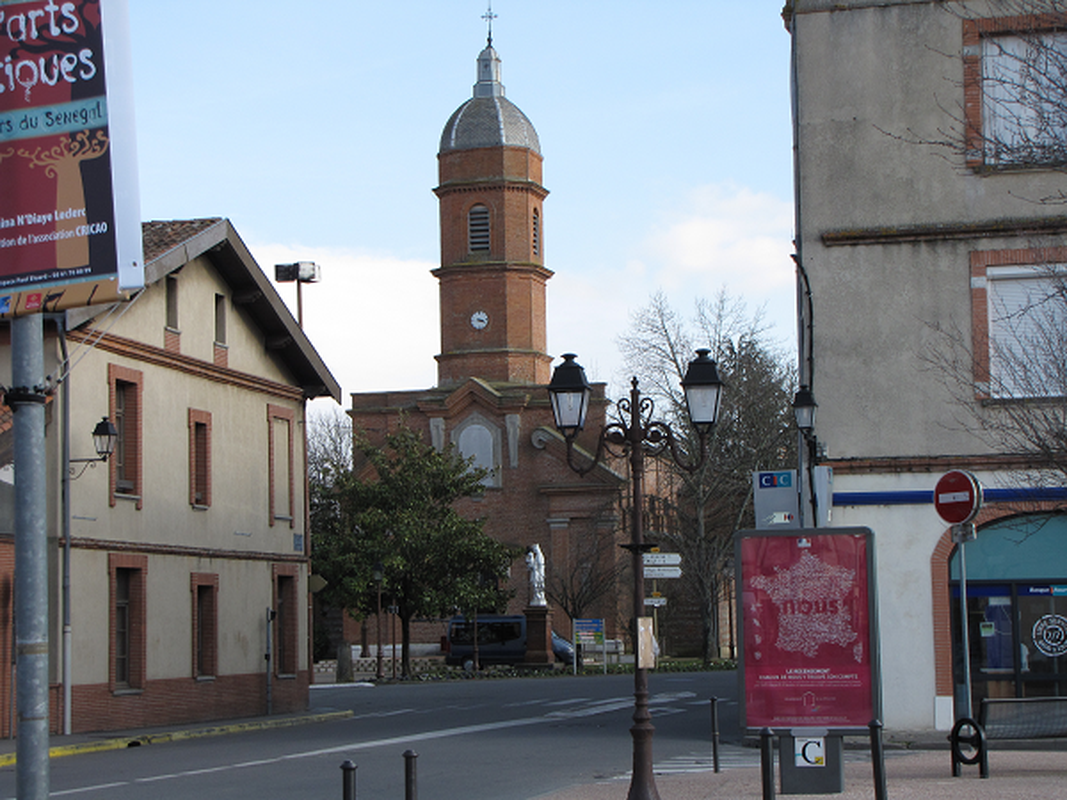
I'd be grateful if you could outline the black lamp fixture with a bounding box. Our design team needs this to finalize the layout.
[69,417,118,479]
[681,348,725,435]
[546,353,592,437]
[792,386,817,437]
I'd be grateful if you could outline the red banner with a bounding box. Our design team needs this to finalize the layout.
[0,0,140,315]
[739,529,877,730]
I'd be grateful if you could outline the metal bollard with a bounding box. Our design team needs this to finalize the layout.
[340,759,357,800]
[760,727,776,800]
[710,697,721,773]
[868,720,888,800]
[404,749,418,800]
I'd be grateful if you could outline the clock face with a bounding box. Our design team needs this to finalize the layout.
[470,310,489,330]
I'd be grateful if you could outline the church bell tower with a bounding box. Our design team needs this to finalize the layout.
[433,40,552,387]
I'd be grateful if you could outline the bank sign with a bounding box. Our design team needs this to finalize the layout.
[736,527,880,733]
[0,0,142,317]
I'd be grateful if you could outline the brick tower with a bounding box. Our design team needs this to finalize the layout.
[433,41,552,388]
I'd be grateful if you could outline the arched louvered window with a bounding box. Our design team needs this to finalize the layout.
[468,205,490,252]
[532,208,540,258]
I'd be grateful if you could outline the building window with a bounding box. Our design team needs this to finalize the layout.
[273,566,298,676]
[971,248,1067,399]
[109,364,143,507]
[468,204,490,252]
[965,16,1067,167]
[453,414,501,488]
[214,293,227,345]
[109,553,146,691]
[166,275,179,330]
[532,207,541,258]
[268,404,294,527]
[191,573,218,678]
[189,409,212,508]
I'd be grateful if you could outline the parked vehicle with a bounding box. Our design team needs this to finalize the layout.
[445,615,575,668]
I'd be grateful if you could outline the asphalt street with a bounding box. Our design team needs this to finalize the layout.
[0,671,741,800]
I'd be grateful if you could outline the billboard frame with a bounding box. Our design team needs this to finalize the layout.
[735,526,882,735]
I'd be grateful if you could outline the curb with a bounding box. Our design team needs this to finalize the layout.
[0,710,354,768]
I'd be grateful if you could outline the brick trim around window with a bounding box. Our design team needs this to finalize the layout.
[970,245,1067,397]
[963,13,1067,169]
[108,364,144,509]
[267,404,295,528]
[190,572,219,678]
[188,408,212,508]
[108,552,147,692]
[272,563,300,676]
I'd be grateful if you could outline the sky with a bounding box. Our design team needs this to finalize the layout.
[127,1,796,412]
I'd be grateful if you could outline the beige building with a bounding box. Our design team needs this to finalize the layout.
[0,218,339,733]
[790,1,1067,730]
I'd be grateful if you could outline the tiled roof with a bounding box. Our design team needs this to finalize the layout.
[141,218,223,262]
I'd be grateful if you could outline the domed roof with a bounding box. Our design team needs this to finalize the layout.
[439,44,541,155]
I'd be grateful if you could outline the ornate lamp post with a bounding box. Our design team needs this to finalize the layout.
[548,350,723,800]
[373,562,384,681]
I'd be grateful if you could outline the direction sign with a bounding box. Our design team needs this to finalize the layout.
[643,552,682,566]
[644,597,668,607]
[644,565,682,579]
[934,470,983,525]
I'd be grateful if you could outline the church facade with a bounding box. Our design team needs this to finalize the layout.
[349,42,626,646]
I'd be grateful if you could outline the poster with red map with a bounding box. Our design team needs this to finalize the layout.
[737,527,879,732]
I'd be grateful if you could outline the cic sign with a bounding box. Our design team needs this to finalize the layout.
[0,0,142,317]
[736,527,881,733]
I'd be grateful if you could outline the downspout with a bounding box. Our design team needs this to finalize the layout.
[56,315,73,736]
[788,3,818,527]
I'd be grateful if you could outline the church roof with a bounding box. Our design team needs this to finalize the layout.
[439,44,541,155]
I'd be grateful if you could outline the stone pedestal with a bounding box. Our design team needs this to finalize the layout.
[524,606,554,665]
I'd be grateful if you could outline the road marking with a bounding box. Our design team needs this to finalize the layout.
[15,694,702,798]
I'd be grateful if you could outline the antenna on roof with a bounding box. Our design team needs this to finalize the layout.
[482,2,497,46]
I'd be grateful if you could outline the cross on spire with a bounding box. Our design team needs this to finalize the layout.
[482,2,497,46]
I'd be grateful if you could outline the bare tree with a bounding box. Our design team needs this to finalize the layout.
[926,262,1067,494]
[617,291,795,661]
[545,514,626,626]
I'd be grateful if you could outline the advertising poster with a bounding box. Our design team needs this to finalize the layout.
[0,0,142,317]
[737,527,879,732]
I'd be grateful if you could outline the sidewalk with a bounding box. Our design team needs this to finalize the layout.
[536,743,1067,800]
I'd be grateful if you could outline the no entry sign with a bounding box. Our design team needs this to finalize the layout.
[934,470,982,525]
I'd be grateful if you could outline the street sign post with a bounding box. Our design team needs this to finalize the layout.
[644,566,682,580]
[935,470,983,722]
[643,552,682,566]
[934,470,982,525]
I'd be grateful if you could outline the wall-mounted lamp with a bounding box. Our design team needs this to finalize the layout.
[70,417,118,478]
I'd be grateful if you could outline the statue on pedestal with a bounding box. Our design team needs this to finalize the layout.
[525,544,546,607]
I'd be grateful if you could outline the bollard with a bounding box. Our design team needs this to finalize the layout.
[340,760,357,800]
[404,749,418,800]
[868,720,888,800]
[710,697,721,773]
[760,727,776,800]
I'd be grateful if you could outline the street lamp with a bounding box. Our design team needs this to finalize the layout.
[792,386,819,526]
[69,417,118,478]
[548,349,723,800]
[373,562,384,681]
[274,261,321,328]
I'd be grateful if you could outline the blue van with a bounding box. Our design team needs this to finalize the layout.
[446,615,526,667]
[445,615,574,667]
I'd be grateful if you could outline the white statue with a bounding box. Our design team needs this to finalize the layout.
[526,544,546,607]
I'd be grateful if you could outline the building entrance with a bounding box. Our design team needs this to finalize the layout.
[950,513,1067,705]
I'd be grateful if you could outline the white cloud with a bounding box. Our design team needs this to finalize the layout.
[247,242,439,405]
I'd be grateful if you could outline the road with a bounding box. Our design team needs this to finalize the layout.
[0,671,742,800]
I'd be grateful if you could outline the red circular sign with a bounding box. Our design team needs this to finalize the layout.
[934,470,982,525]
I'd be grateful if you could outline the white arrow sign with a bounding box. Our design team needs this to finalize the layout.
[643,552,682,566]
[644,565,682,579]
